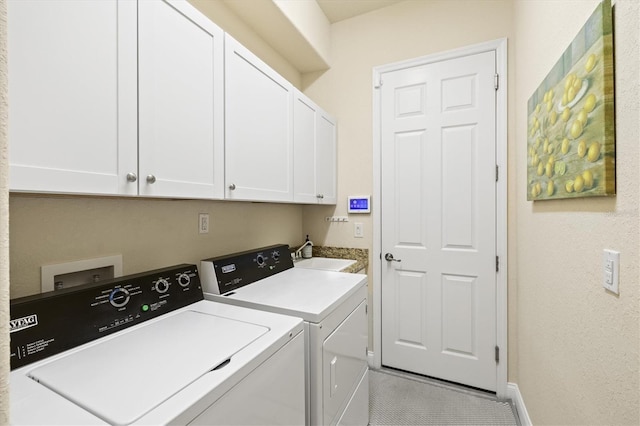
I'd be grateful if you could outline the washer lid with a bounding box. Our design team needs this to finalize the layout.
[28,310,268,426]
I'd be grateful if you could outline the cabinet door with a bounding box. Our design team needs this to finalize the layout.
[8,0,137,195]
[293,94,318,203]
[138,0,224,199]
[225,35,294,202]
[293,92,337,205]
[315,112,337,204]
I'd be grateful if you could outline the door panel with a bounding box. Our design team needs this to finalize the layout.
[396,131,427,244]
[381,51,497,391]
[395,270,427,348]
[441,274,477,357]
[441,125,477,249]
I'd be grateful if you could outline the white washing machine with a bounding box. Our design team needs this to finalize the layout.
[9,264,305,425]
[200,245,369,426]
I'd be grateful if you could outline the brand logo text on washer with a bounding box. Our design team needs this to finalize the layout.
[10,314,38,333]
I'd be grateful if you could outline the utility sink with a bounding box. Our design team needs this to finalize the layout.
[293,257,356,272]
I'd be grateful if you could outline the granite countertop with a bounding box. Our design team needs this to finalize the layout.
[312,246,369,274]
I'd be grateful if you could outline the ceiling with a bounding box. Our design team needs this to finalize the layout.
[208,0,407,74]
[316,0,405,23]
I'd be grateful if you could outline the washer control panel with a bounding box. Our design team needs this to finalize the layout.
[9,264,202,370]
[202,244,293,295]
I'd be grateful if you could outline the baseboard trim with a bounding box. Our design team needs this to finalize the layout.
[507,382,532,426]
[367,350,375,367]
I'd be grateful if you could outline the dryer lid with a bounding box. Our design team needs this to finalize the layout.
[28,310,268,426]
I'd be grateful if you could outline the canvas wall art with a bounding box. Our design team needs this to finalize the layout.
[527,0,615,201]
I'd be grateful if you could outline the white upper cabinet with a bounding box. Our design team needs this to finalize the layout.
[138,0,224,199]
[9,1,334,204]
[315,110,337,204]
[293,91,337,204]
[224,35,294,202]
[8,0,138,195]
[8,0,223,199]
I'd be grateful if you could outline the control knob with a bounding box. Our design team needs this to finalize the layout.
[177,273,191,287]
[256,254,266,267]
[155,278,170,294]
[109,287,131,308]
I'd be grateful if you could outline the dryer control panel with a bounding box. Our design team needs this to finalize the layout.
[200,244,293,295]
[9,264,203,370]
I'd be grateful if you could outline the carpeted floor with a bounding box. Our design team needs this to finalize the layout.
[369,369,519,425]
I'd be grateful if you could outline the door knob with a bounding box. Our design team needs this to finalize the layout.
[146,175,156,184]
[385,253,401,262]
[229,183,236,190]
[126,172,137,182]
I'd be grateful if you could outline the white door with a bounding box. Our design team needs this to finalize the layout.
[380,51,497,391]
[138,0,224,199]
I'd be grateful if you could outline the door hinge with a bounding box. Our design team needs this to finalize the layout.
[495,345,500,363]
[365,304,368,315]
[496,165,499,182]
[494,73,499,90]
[374,76,383,89]
[496,256,499,272]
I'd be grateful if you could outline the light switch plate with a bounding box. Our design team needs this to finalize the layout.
[602,249,620,294]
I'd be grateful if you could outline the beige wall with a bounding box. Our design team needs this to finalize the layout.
[300,0,517,379]
[514,0,639,424]
[9,195,303,298]
[0,0,9,420]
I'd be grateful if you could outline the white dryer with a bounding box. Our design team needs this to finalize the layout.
[10,264,305,425]
[201,245,369,426]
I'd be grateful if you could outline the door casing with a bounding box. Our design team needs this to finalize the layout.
[372,38,508,397]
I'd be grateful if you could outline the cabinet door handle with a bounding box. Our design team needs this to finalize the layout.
[317,194,324,199]
[126,172,137,183]
[146,175,156,184]
[229,183,236,190]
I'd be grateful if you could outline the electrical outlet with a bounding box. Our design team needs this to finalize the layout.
[602,249,619,294]
[354,223,364,238]
[199,213,209,234]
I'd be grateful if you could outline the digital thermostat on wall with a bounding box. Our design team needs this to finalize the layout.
[348,196,371,214]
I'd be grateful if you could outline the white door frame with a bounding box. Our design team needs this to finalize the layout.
[372,38,508,397]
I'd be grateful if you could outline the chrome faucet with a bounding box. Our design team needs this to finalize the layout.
[294,239,313,259]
